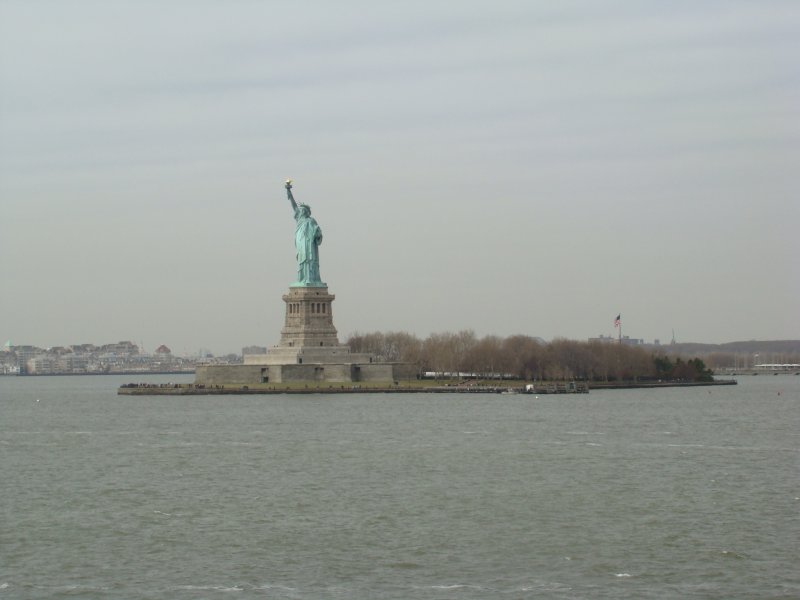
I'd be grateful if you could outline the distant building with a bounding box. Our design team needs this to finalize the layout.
[2,340,197,375]
[589,335,616,344]
[242,345,267,356]
[12,346,44,373]
[101,341,139,356]
[588,335,646,346]
[27,355,58,374]
[70,343,98,354]
[58,354,88,372]
[0,347,19,374]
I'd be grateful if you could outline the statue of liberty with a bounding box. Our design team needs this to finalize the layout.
[285,180,324,286]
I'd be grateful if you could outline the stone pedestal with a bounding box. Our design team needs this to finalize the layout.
[279,285,341,348]
[233,284,396,384]
[248,284,363,366]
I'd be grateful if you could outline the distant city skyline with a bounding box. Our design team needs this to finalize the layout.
[2,2,798,355]
[4,334,799,362]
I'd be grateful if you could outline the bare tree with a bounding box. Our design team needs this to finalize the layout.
[351,329,713,383]
[501,335,544,380]
[463,335,503,377]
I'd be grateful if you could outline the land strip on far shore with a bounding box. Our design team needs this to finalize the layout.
[118,379,736,396]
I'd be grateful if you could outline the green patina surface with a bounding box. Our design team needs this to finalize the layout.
[285,180,325,287]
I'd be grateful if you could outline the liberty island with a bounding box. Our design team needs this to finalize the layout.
[116,181,737,395]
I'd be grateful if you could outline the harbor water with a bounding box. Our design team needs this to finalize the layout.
[1,375,798,599]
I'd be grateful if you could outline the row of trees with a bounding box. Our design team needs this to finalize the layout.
[347,330,714,382]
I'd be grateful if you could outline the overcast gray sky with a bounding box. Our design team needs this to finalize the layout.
[1,1,798,355]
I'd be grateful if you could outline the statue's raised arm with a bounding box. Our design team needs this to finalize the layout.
[285,179,298,213]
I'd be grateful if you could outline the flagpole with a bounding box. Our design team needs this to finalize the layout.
[618,315,622,344]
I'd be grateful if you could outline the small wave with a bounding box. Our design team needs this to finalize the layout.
[665,443,794,452]
[52,584,111,592]
[566,431,605,435]
[514,581,573,592]
[388,561,421,569]
[615,573,632,578]
[429,584,484,590]
[176,584,244,592]
[138,443,204,448]
[667,444,706,448]
[430,584,464,589]
[253,584,297,592]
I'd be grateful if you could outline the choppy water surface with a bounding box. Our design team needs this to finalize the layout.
[1,375,798,599]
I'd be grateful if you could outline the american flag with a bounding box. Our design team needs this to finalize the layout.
[613,314,621,328]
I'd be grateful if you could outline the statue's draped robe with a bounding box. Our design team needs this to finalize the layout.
[294,209,323,284]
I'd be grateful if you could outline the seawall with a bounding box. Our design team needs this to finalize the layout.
[117,379,735,396]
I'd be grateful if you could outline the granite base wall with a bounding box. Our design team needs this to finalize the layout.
[390,362,419,381]
[196,362,399,385]
[278,363,352,382]
[353,363,394,382]
[195,365,263,386]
